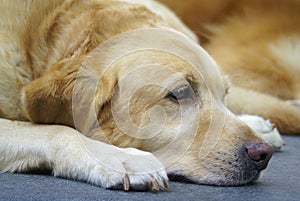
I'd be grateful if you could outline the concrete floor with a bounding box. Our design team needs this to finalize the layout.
[1,136,299,201]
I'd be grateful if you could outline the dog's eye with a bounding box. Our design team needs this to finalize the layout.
[222,87,229,101]
[166,85,194,103]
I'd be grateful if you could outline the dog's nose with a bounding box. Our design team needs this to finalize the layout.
[246,142,274,171]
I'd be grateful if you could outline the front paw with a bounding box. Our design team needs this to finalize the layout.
[238,115,285,151]
[104,148,169,191]
[51,136,169,191]
[287,100,300,110]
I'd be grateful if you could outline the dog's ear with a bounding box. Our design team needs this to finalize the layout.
[22,59,83,127]
[22,58,117,133]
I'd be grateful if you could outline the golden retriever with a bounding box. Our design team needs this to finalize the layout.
[0,0,274,191]
[159,0,300,135]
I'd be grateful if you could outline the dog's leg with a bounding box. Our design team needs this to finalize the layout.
[226,86,300,135]
[0,118,168,191]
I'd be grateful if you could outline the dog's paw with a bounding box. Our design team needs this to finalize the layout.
[103,148,169,191]
[51,134,169,191]
[238,115,285,151]
[287,100,300,110]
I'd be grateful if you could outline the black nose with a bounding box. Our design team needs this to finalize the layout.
[246,142,274,171]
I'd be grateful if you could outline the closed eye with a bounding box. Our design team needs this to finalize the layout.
[165,85,195,103]
[222,87,229,102]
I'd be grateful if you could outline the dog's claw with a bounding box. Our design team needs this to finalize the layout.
[163,178,170,189]
[122,174,130,191]
[150,177,160,191]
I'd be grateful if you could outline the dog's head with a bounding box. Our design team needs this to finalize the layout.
[74,29,273,186]
[24,29,273,186]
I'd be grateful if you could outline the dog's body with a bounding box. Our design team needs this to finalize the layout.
[0,0,274,190]
[159,0,300,135]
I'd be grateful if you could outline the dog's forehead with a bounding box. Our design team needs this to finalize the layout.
[116,66,193,98]
[84,28,225,100]
[119,61,198,85]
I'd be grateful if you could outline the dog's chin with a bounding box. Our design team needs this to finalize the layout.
[168,171,261,186]
[198,171,261,187]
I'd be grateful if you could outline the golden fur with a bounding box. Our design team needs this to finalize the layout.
[159,0,300,134]
[0,0,274,190]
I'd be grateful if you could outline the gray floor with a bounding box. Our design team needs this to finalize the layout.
[1,136,299,201]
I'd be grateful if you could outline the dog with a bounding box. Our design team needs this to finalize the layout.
[0,0,274,191]
[159,0,300,135]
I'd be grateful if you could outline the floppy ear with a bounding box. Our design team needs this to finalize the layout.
[22,59,83,127]
[22,58,117,134]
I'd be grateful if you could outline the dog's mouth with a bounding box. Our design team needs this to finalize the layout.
[166,143,273,186]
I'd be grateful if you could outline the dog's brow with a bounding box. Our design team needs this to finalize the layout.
[159,73,199,97]
[162,74,191,89]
